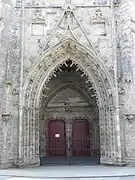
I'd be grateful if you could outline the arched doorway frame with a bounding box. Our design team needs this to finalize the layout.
[40,83,98,160]
[19,38,123,166]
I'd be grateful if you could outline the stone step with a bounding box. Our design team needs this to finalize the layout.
[2,177,135,180]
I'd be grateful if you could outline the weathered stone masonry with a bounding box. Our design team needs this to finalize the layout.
[0,0,135,168]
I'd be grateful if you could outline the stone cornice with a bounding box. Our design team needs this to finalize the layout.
[15,5,112,9]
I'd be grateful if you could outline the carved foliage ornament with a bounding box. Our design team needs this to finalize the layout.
[1,113,12,122]
[123,72,132,83]
[125,114,135,121]
[22,35,118,162]
[113,0,120,5]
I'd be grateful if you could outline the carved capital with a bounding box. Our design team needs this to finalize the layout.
[123,72,132,83]
[4,79,12,86]
[113,0,120,6]
[1,113,12,122]
[12,88,19,95]
[107,89,113,97]
[118,87,125,95]
[125,114,135,121]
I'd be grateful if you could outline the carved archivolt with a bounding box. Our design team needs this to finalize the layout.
[21,38,121,165]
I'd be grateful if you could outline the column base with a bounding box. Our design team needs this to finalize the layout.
[100,157,126,166]
[125,158,135,166]
[0,160,15,169]
[16,158,40,168]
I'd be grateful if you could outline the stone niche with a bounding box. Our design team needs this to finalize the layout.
[90,9,107,36]
[31,9,46,36]
[31,19,45,36]
[32,23,44,36]
[92,21,106,36]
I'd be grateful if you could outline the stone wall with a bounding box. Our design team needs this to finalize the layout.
[22,0,114,81]
[115,0,135,164]
[1,0,135,168]
[0,0,118,168]
[0,0,20,168]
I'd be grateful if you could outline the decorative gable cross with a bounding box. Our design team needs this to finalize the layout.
[63,0,75,11]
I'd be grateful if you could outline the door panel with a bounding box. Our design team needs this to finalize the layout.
[72,120,90,156]
[48,120,66,156]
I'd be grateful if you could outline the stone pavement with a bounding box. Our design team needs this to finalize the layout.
[0,166,135,180]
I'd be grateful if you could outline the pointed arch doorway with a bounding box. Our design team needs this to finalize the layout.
[21,38,123,167]
[39,60,100,165]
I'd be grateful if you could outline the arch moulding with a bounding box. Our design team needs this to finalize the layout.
[18,38,123,167]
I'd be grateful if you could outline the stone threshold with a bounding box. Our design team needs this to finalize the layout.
[0,165,135,178]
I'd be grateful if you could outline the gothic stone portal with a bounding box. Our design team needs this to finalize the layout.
[21,39,122,167]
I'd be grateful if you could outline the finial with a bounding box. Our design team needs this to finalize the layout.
[63,0,75,11]
[66,0,71,4]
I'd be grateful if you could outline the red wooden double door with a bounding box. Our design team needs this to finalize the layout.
[48,120,90,156]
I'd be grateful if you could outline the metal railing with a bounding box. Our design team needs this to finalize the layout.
[40,137,100,165]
